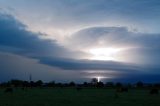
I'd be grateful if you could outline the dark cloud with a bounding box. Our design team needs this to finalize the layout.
[0,12,143,74]
[0,12,80,58]
[39,57,141,71]
[0,12,160,71]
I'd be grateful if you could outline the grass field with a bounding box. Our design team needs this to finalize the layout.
[0,88,160,106]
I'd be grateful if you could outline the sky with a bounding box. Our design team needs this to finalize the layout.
[0,0,160,83]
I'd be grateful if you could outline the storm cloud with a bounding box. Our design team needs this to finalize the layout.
[0,0,160,82]
[0,12,140,72]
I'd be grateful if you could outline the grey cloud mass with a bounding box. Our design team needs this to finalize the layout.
[0,0,160,82]
[0,12,143,72]
[1,0,160,33]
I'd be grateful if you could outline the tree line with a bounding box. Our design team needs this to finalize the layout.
[0,78,160,88]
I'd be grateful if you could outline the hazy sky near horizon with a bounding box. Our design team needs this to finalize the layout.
[0,0,160,82]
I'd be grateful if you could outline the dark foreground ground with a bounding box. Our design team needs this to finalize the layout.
[0,88,160,106]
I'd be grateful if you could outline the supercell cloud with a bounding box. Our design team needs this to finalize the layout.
[0,0,160,82]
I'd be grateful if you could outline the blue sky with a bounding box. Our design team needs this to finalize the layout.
[0,0,160,83]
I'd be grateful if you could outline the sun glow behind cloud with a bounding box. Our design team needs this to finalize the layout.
[81,70,126,82]
[89,48,124,61]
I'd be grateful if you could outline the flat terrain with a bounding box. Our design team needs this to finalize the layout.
[0,88,160,106]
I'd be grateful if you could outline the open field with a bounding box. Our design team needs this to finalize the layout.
[0,88,160,106]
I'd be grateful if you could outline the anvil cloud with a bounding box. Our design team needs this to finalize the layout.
[0,0,160,82]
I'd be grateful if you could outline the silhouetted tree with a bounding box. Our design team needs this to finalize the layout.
[35,80,43,87]
[91,78,98,85]
[136,81,143,87]
[106,82,114,87]
[116,82,122,88]
[47,81,55,87]
[83,82,88,87]
[69,81,76,87]
[0,82,10,87]
[30,81,35,87]
[22,81,30,87]
[56,83,63,88]
[10,79,23,87]
[97,81,104,88]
